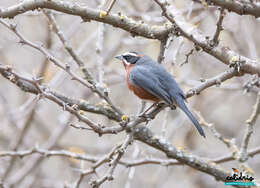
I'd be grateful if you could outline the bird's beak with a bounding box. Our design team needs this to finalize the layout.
[115,55,123,60]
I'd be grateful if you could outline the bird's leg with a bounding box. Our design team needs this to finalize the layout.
[138,101,147,114]
[171,105,176,110]
[138,102,158,120]
[138,102,158,125]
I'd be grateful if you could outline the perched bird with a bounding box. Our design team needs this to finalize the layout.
[232,168,239,174]
[115,51,205,137]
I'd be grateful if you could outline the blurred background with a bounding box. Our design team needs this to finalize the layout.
[0,0,259,187]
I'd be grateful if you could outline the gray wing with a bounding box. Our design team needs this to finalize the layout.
[157,73,186,101]
[136,56,186,101]
[129,66,172,105]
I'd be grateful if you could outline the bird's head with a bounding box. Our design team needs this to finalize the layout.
[115,51,142,68]
[232,168,239,173]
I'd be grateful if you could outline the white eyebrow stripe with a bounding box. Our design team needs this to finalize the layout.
[122,52,137,57]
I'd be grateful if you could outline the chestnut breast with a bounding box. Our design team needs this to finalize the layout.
[125,64,160,102]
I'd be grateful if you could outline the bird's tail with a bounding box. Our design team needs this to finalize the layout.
[175,96,205,137]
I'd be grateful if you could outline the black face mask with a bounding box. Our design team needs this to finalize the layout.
[123,55,140,64]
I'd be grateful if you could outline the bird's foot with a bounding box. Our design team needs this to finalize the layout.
[170,105,176,110]
[138,113,155,125]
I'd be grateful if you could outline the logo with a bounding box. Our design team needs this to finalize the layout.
[225,168,255,186]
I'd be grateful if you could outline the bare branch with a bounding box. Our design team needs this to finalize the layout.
[2,100,38,181]
[0,0,170,40]
[73,144,121,188]
[43,10,94,83]
[212,8,225,46]
[212,146,260,163]
[90,134,133,187]
[0,61,254,186]
[186,68,238,98]
[1,146,260,167]
[0,0,260,77]
[193,0,260,18]
[133,126,230,182]
[157,37,168,63]
[0,64,124,135]
[196,111,239,158]
[153,0,260,76]
[0,19,123,116]
[0,64,121,121]
[244,75,260,92]
[8,114,72,185]
[0,0,260,187]
[180,48,194,66]
[239,92,260,162]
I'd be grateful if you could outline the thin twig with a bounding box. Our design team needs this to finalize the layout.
[0,65,123,135]
[186,68,238,98]
[73,144,121,188]
[90,134,133,187]
[43,10,94,83]
[8,115,73,186]
[153,0,260,76]
[211,8,225,46]
[1,100,38,181]
[157,37,167,63]
[0,0,259,76]
[106,0,117,15]
[133,126,230,182]
[192,0,260,18]
[180,48,194,66]
[239,92,260,162]
[196,111,239,158]
[1,146,260,166]
[0,19,123,116]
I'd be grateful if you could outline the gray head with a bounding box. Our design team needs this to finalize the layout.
[115,51,142,65]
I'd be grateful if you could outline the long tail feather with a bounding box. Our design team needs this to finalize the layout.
[175,97,205,137]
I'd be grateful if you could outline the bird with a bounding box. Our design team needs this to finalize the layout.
[232,168,239,174]
[115,51,205,137]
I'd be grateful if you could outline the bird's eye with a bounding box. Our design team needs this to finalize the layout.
[123,55,139,64]
[123,55,130,61]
